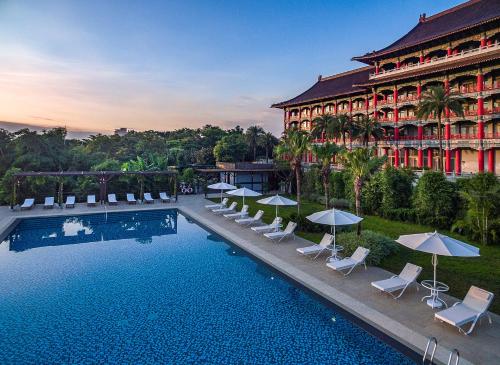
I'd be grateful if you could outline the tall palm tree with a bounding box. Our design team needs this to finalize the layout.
[245,125,265,161]
[416,85,464,172]
[274,129,310,212]
[310,142,343,208]
[355,116,384,147]
[311,113,337,140]
[333,114,356,147]
[260,132,278,163]
[339,148,386,216]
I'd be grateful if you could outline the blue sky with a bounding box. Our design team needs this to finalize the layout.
[0,0,463,135]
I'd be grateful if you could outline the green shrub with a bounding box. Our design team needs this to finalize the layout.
[336,230,399,265]
[382,207,416,222]
[302,166,323,200]
[330,171,346,199]
[362,173,383,214]
[289,213,324,233]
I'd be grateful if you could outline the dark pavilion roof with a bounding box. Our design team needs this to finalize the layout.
[271,67,372,108]
[353,0,500,63]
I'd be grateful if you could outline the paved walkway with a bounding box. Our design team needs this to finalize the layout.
[1,196,498,365]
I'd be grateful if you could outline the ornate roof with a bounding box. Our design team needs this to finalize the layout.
[353,0,500,63]
[271,67,372,108]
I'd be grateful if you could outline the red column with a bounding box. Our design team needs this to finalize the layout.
[373,91,378,120]
[445,123,451,140]
[396,60,401,69]
[488,149,495,173]
[383,148,388,156]
[322,104,325,114]
[480,37,486,48]
[419,54,424,64]
[394,148,399,168]
[445,149,451,173]
[455,149,461,175]
[334,101,338,115]
[417,148,423,168]
[427,149,433,169]
[393,86,398,102]
[404,148,409,167]
[348,99,353,114]
[375,63,380,75]
[417,84,422,98]
[478,149,484,172]
[418,125,423,140]
[447,46,452,56]
[394,108,399,140]
[477,72,484,92]
[477,72,484,140]
[365,95,369,112]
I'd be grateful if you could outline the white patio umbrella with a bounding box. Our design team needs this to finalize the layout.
[227,187,262,206]
[257,194,297,230]
[207,182,237,204]
[306,208,363,260]
[396,231,480,307]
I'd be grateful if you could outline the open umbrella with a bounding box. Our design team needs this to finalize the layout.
[306,208,363,260]
[396,231,480,308]
[227,187,261,206]
[257,194,297,230]
[208,182,237,204]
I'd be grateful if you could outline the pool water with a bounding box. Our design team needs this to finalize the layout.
[0,210,415,364]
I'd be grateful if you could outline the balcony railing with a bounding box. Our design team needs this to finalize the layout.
[484,132,500,139]
[450,133,476,140]
[484,107,500,115]
[398,95,419,103]
[369,42,500,79]
[398,115,418,121]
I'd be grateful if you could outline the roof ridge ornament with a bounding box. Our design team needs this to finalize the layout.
[419,13,426,23]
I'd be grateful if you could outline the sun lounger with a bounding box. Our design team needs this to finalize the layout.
[212,202,237,214]
[108,194,118,205]
[126,193,137,204]
[143,193,154,204]
[224,205,249,219]
[251,217,282,233]
[236,210,264,225]
[159,192,171,203]
[44,197,55,209]
[205,197,227,209]
[296,233,334,259]
[371,263,422,299]
[435,286,494,335]
[264,221,297,242]
[20,198,34,210]
[65,196,76,208]
[87,195,97,206]
[326,247,370,276]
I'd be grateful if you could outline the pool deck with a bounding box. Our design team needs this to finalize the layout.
[0,196,498,365]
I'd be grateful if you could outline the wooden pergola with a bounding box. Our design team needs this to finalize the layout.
[11,170,178,209]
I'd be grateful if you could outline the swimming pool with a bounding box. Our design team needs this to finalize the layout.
[0,210,416,364]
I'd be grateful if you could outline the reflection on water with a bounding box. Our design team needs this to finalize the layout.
[5,210,178,252]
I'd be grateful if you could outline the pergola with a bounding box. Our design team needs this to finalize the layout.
[11,170,178,208]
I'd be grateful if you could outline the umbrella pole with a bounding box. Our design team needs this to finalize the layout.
[432,253,438,305]
[220,189,223,204]
[275,205,278,231]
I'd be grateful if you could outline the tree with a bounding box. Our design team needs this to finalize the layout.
[416,85,464,172]
[259,132,278,163]
[355,116,384,147]
[245,125,265,161]
[339,148,386,216]
[311,113,337,140]
[121,156,157,201]
[213,134,248,162]
[309,142,342,208]
[333,115,356,147]
[274,129,310,211]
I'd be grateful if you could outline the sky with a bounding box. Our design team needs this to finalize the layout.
[0,0,464,136]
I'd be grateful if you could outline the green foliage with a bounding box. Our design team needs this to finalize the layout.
[302,166,323,201]
[413,171,458,228]
[330,171,346,199]
[213,134,248,162]
[336,230,399,265]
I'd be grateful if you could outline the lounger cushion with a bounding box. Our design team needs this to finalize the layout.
[327,258,356,271]
[296,245,323,255]
[371,277,407,293]
[435,304,478,327]
[264,231,286,239]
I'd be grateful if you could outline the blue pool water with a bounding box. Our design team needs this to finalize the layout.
[0,210,415,364]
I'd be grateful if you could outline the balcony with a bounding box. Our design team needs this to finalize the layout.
[378,98,394,106]
[484,132,500,139]
[484,107,500,115]
[398,115,418,122]
[369,42,500,80]
[397,95,419,104]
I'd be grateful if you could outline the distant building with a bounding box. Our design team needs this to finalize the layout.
[114,128,132,136]
[273,0,499,175]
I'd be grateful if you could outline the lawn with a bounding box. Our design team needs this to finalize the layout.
[209,194,500,314]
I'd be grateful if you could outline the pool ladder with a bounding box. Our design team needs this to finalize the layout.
[422,337,460,365]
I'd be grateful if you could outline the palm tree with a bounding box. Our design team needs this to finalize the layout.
[311,113,337,140]
[333,114,356,147]
[274,129,310,211]
[310,142,342,208]
[245,125,265,161]
[260,132,278,163]
[355,116,384,147]
[416,85,464,172]
[339,148,386,216]
[122,156,157,201]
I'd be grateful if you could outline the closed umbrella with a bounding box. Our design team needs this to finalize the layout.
[306,208,363,260]
[257,194,297,230]
[396,231,479,308]
[227,187,261,206]
[208,182,237,204]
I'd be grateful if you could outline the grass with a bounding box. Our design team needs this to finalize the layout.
[209,194,500,314]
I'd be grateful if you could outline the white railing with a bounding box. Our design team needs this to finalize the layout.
[370,42,500,79]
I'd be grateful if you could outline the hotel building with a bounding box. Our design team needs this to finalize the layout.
[272,0,500,175]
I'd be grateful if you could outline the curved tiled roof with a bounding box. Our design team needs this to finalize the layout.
[271,67,372,108]
[353,0,500,62]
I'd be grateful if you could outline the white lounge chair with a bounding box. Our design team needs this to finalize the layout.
[65,196,76,208]
[108,194,118,205]
[212,202,237,214]
[236,210,264,225]
[371,263,422,299]
[205,197,228,209]
[126,193,137,204]
[296,233,334,259]
[44,197,55,209]
[143,193,154,204]
[251,217,282,233]
[224,205,249,219]
[435,286,494,335]
[87,195,97,206]
[20,198,34,210]
[159,192,171,203]
[326,247,370,276]
[264,221,297,242]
